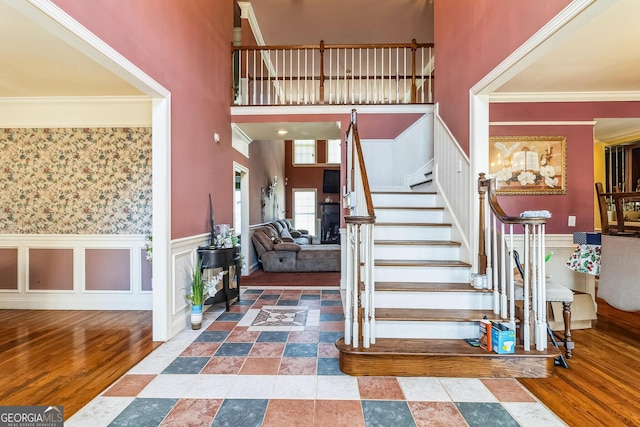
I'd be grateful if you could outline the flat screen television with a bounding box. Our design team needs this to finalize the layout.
[322,169,340,194]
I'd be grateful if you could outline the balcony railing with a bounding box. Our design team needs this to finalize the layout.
[231,40,434,106]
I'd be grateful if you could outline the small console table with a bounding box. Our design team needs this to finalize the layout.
[197,246,241,311]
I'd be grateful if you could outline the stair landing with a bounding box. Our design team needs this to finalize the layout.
[336,338,559,378]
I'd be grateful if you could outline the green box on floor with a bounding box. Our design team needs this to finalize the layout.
[491,322,515,354]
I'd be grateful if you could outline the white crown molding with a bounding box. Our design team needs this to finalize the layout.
[0,96,152,127]
[232,123,251,158]
[490,91,640,103]
[472,0,598,96]
[237,1,265,46]
[489,120,596,127]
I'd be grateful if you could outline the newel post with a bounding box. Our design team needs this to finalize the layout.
[319,40,325,104]
[477,173,488,275]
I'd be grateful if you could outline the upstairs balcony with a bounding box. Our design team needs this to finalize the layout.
[231,40,434,106]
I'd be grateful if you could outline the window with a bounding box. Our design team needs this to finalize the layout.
[327,139,341,164]
[294,139,316,164]
[293,189,317,235]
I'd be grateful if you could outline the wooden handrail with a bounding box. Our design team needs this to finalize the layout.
[478,173,547,274]
[478,173,547,226]
[352,122,375,218]
[231,41,434,51]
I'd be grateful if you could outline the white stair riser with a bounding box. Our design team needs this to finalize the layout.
[375,226,451,241]
[375,244,459,260]
[375,209,443,223]
[375,291,493,310]
[374,265,470,283]
[371,193,437,208]
[409,181,434,191]
[375,320,481,340]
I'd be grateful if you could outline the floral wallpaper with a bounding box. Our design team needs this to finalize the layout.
[0,128,152,234]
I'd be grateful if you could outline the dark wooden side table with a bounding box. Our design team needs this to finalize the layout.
[197,246,241,311]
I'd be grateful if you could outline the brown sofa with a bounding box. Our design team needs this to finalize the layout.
[251,225,340,272]
[267,219,313,245]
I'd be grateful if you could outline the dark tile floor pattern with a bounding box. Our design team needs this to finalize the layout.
[67,287,565,427]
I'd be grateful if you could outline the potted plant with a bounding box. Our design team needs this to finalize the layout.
[186,259,224,330]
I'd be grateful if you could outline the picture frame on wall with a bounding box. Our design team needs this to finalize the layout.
[489,135,567,195]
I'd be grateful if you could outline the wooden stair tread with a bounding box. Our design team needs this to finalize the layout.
[375,240,461,246]
[376,222,452,227]
[337,338,558,377]
[375,282,480,292]
[376,308,495,322]
[371,191,436,195]
[375,206,443,211]
[374,259,471,267]
[337,338,558,358]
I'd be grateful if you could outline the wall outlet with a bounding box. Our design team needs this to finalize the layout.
[568,215,576,227]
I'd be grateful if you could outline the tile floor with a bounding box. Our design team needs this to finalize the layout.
[67,288,567,427]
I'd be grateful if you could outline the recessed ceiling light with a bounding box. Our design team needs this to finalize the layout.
[277,130,288,135]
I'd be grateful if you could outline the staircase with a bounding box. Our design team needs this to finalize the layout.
[337,187,559,378]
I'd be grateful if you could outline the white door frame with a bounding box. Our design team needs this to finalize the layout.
[233,162,250,276]
[26,0,173,341]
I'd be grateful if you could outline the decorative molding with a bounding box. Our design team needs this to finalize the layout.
[0,96,152,127]
[490,91,640,103]
[471,0,598,95]
[232,123,252,158]
[237,1,265,46]
[489,121,596,127]
[0,234,151,310]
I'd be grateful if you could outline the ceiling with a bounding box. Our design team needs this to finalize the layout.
[1,0,639,142]
[0,1,142,97]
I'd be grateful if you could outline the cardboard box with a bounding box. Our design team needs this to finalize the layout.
[548,292,597,331]
[491,322,515,354]
[479,319,492,351]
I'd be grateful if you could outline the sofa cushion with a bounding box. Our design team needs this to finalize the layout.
[252,229,274,256]
[279,227,294,240]
[274,242,301,252]
[297,244,340,260]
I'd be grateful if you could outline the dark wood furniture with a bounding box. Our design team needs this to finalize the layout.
[320,202,340,244]
[595,182,640,235]
[197,246,241,311]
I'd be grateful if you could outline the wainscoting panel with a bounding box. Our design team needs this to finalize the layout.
[0,234,151,310]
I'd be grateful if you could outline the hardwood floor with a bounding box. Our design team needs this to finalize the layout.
[1,298,639,425]
[0,310,160,419]
[520,297,640,426]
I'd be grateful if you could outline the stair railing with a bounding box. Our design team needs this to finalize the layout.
[344,109,376,348]
[231,40,434,106]
[478,173,548,351]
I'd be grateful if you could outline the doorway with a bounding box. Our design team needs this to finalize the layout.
[234,162,250,276]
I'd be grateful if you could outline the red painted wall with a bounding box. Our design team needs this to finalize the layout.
[490,124,594,234]
[490,101,640,233]
[434,1,570,152]
[53,0,236,239]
